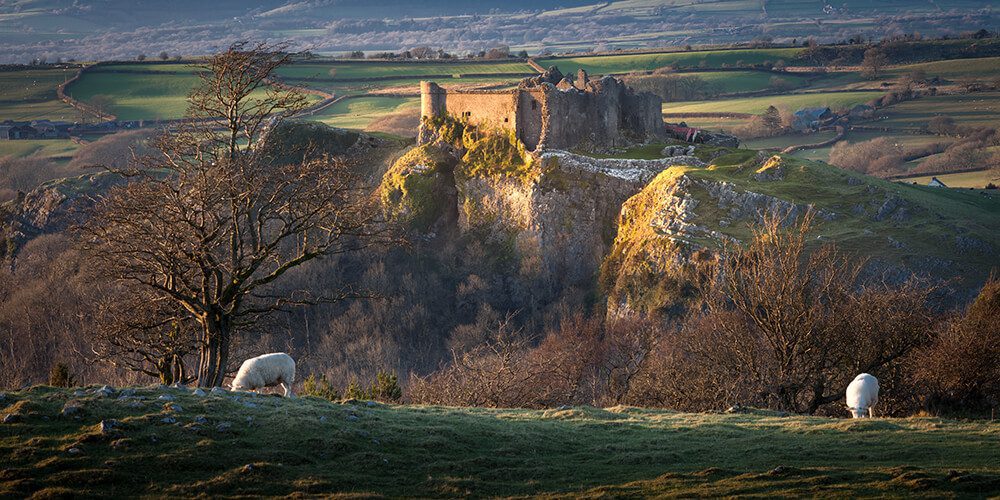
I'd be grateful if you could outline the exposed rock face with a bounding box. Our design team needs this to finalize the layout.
[0,171,124,262]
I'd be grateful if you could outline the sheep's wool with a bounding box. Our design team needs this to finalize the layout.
[845,373,879,418]
[231,353,296,397]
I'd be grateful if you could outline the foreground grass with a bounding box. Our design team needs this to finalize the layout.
[1,386,998,497]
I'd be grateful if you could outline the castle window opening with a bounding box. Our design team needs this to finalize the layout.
[531,101,537,110]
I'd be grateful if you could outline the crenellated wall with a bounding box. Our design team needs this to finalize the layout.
[419,71,663,151]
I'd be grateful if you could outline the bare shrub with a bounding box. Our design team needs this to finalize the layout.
[68,130,155,170]
[410,312,667,408]
[828,138,904,176]
[636,212,937,415]
[0,156,77,202]
[914,275,1000,415]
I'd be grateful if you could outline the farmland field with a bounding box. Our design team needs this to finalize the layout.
[65,70,200,120]
[886,57,1000,81]
[629,70,809,95]
[0,139,78,159]
[898,169,1000,189]
[663,91,884,115]
[310,96,419,130]
[274,61,534,80]
[741,130,840,152]
[871,92,1000,130]
[0,67,78,121]
[538,48,804,75]
[66,66,320,121]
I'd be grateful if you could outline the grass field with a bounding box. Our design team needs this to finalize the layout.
[286,76,521,95]
[887,57,1000,82]
[663,91,885,115]
[311,96,419,130]
[871,92,1000,130]
[1,386,998,497]
[275,61,535,80]
[538,48,804,75]
[899,169,1000,189]
[0,139,79,159]
[66,67,320,121]
[742,130,840,152]
[65,70,200,120]
[650,70,810,94]
[0,67,79,121]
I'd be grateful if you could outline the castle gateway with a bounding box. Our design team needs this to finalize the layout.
[420,67,665,151]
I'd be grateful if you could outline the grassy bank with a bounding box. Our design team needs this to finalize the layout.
[1,386,998,497]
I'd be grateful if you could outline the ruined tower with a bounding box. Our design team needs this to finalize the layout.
[418,70,664,152]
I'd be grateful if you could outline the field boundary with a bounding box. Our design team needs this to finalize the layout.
[888,166,995,180]
[56,66,115,122]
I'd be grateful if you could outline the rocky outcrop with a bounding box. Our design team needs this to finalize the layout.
[1,172,124,262]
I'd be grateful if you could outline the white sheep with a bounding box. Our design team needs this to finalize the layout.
[845,373,879,418]
[230,352,296,397]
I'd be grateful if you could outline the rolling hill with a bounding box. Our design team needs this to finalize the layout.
[1,385,998,497]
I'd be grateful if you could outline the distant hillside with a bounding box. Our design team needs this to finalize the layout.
[1,0,995,63]
[1,385,999,497]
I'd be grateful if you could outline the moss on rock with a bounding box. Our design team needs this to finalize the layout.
[379,144,456,231]
[600,168,712,315]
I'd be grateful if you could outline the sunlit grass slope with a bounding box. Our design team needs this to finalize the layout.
[1,386,998,497]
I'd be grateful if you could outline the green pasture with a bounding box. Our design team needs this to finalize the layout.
[66,68,319,121]
[635,70,810,95]
[0,67,79,121]
[275,61,534,80]
[888,57,1000,81]
[741,130,840,152]
[663,91,884,114]
[284,76,521,95]
[872,92,1000,130]
[0,139,78,159]
[538,48,804,75]
[65,70,200,120]
[310,96,419,130]
[899,169,1000,189]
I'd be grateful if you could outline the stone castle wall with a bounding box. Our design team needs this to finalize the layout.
[419,72,663,151]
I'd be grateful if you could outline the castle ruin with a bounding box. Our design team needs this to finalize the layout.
[419,67,665,151]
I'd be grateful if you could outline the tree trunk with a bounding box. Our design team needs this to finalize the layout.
[197,313,232,387]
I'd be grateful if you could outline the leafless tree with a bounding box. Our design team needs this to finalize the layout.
[80,41,386,387]
[861,47,888,79]
[683,211,936,414]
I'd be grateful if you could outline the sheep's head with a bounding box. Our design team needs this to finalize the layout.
[848,406,868,418]
[230,378,248,391]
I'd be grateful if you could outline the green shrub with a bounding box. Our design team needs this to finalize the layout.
[369,371,403,402]
[344,377,366,400]
[301,373,339,401]
[48,362,75,388]
[342,371,403,402]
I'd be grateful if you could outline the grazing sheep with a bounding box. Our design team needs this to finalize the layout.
[230,353,296,397]
[845,373,879,418]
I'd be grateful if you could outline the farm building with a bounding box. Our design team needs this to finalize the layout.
[792,107,833,130]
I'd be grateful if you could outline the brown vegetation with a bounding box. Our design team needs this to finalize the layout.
[412,213,941,416]
[915,275,1000,416]
[79,42,387,387]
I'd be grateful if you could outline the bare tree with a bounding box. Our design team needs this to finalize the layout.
[684,211,936,414]
[80,42,386,387]
[86,289,198,385]
[861,47,888,80]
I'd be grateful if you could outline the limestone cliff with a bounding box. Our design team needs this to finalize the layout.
[381,134,1000,314]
